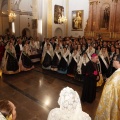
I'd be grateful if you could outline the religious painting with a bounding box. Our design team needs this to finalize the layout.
[100,4,110,29]
[32,19,37,29]
[54,5,64,24]
[72,10,83,31]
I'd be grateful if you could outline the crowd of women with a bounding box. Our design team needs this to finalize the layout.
[41,36,120,83]
[0,35,41,74]
[0,35,120,80]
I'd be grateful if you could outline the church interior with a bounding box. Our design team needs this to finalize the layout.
[0,0,120,120]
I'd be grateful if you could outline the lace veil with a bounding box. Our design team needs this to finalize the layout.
[0,112,6,120]
[47,87,91,120]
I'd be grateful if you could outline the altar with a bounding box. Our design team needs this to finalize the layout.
[84,0,120,40]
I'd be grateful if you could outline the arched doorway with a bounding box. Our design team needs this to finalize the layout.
[22,28,31,38]
[54,28,63,37]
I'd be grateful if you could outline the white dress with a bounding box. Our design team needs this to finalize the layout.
[47,87,91,120]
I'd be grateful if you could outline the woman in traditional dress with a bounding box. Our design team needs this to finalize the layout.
[86,45,95,59]
[77,52,90,81]
[77,44,82,55]
[2,42,19,74]
[115,48,120,55]
[98,47,109,78]
[96,45,101,55]
[30,40,37,55]
[42,43,54,70]
[57,46,71,74]
[19,41,34,71]
[47,87,91,120]
[51,44,61,71]
[67,49,80,77]
[43,39,53,54]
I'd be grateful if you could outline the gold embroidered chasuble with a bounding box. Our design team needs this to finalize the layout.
[95,68,120,120]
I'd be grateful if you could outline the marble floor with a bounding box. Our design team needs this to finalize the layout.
[0,65,103,120]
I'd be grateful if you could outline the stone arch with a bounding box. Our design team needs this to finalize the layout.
[22,28,31,37]
[54,27,63,37]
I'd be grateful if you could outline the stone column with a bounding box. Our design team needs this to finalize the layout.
[8,0,12,35]
[95,1,100,31]
[113,2,117,32]
[92,2,96,31]
[32,0,38,40]
[88,2,93,32]
[65,0,69,36]
[109,1,117,32]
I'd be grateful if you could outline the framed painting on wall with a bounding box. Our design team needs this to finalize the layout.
[72,10,83,31]
[54,5,64,24]
[32,19,37,29]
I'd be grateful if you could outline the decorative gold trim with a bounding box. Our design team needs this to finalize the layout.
[90,1,99,5]
[66,0,69,36]
[47,0,52,37]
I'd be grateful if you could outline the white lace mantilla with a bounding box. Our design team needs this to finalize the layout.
[0,112,6,120]
[47,87,91,120]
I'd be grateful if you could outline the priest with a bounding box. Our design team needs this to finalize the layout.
[95,54,120,120]
[81,53,99,103]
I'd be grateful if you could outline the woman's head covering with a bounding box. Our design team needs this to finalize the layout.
[47,87,91,120]
[0,112,6,120]
[58,87,81,112]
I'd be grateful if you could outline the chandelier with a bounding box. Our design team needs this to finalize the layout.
[9,12,16,22]
[58,15,67,24]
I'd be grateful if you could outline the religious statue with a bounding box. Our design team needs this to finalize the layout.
[102,7,110,29]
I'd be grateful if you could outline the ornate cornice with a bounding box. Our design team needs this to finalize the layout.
[112,0,119,3]
[90,1,99,5]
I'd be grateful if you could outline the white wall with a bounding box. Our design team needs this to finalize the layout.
[15,13,20,36]
[51,0,89,38]
[16,0,32,37]
[0,1,9,35]
[42,0,47,40]
[19,0,32,12]
[19,15,32,36]
[0,16,9,35]
[68,0,89,37]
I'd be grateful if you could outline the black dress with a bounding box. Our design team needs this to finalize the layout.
[2,49,19,74]
[57,56,69,74]
[21,52,33,68]
[42,52,52,68]
[15,44,22,61]
[99,56,108,76]
[67,57,77,77]
[51,52,61,69]
[81,61,99,103]
[6,51,19,71]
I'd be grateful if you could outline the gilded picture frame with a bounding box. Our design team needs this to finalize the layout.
[54,5,64,24]
[72,10,83,31]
